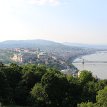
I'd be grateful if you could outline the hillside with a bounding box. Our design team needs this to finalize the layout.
[63,42,107,49]
[0,39,70,49]
[0,39,84,51]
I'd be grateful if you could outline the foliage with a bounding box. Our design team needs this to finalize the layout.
[96,86,107,106]
[79,70,94,84]
[77,102,94,107]
[0,63,107,107]
[79,82,107,107]
[31,83,47,107]
[41,71,69,107]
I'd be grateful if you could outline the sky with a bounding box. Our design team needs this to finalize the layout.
[0,0,107,44]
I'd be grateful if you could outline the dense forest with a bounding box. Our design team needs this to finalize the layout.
[0,63,107,107]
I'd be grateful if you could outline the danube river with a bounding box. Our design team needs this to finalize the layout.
[73,51,107,79]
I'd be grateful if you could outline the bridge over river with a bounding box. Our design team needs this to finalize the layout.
[73,52,107,79]
[73,59,107,63]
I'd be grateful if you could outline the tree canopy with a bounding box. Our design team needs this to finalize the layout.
[0,63,107,107]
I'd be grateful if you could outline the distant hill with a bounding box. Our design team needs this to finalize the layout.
[0,39,81,51]
[63,42,107,49]
[0,39,107,50]
[0,39,62,49]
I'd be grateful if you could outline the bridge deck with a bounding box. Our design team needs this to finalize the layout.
[74,61,107,63]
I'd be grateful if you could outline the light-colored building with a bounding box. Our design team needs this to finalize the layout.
[37,52,48,59]
[61,68,78,76]
[11,54,23,62]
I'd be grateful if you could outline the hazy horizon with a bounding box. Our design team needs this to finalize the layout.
[0,39,107,46]
[0,0,107,44]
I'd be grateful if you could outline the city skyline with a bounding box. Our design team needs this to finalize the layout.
[0,0,107,44]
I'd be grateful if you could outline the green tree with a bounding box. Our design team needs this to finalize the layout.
[0,70,10,104]
[14,84,29,106]
[4,64,22,89]
[96,80,107,91]
[31,83,47,107]
[67,75,82,106]
[41,71,69,107]
[81,81,97,102]
[79,70,93,84]
[2,64,22,104]
[96,86,107,107]
[22,64,47,83]
[78,102,94,107]
[16,64,47,106]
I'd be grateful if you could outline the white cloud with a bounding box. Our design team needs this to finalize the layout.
[28,0,60,5]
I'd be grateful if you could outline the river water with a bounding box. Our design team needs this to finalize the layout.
[73,51,107,79]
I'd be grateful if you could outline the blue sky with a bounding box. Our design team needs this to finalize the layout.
[0,0,107,44]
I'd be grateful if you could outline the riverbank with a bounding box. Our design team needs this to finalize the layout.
[67,50,96,63]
